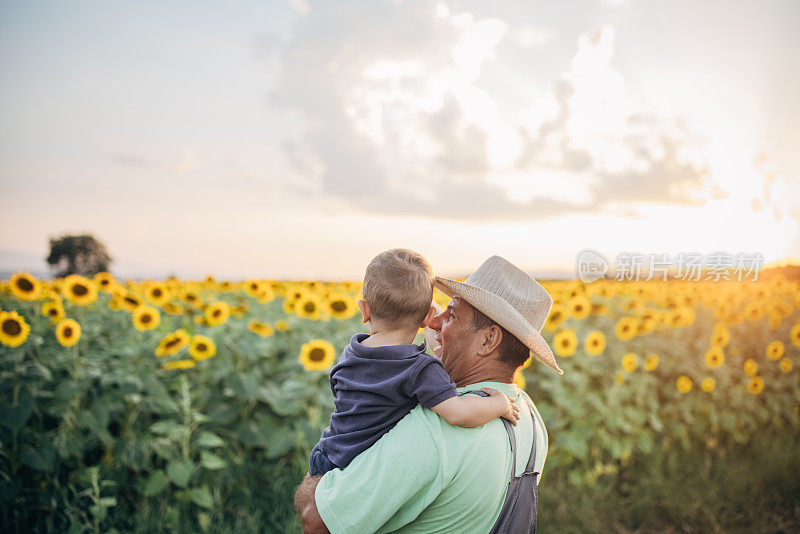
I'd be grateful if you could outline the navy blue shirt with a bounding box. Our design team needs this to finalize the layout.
[316,333,458,469]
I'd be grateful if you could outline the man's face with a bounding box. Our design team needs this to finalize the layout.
[428,297,482,383]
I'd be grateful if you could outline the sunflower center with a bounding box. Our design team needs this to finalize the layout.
[304,302,316,313]
[212,309,221,318]
[100,279,110,286]
[63,326,73,338]
[2,319,21,336]
[49,309,58,316]
[309,348,325,361]
[152,289,162,297]
[141,314,152,324]
[561,339,570,347]
[72,284,88,296]
[17,278,34,292]
[165,338,181,349]
[331,301,347,312]
[196,343,207,352]
[125,297,139,306]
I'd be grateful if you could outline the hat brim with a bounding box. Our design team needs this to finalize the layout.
[435,276,564,375]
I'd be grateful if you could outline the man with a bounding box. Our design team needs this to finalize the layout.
[294,255,564,533]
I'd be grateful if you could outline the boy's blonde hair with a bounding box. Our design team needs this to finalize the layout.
[362,248,434,329]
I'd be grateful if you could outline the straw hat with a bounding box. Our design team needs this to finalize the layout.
[435,255,564,375]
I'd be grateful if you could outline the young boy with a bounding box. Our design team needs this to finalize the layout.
[308,248,520,476]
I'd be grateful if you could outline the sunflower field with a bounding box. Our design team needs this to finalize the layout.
[1,271,799,532]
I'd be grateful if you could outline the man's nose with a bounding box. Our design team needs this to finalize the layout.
[429,311,444,331]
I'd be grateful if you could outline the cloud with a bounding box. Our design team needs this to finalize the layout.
[270,4,714,221]
[515,26,711,208]
[111,147,199,175]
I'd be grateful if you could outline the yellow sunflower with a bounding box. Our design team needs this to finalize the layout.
[644,353,659,371]
[615,317,639,341]
[181,291,203,309]
[544,303,567,332]
[553,329,578,357]
[710,324,730,348]
[790,324,800,347]
[704,347,725,369]
[584,331,606,356]
[144,281,171,307]
[61,275,98,306]
[590,303,609,316]
[163,302,185,315]
[766,340,784,361]
[204,301,231,327]
[248,320,274,337]
[242,280,266,298]
[701,377,716,393]
[275,319,289,332]
[155,329,190,357]
[567,296,592,320]
[93,272,116,293]
[296,295,325,321]
[55,318,81,347]
[779,358,792,373]
[743,358,758,377]
[747,375,764,395]
[189,335,216,361]
[299,339,336,371]
[132,305,161,331]
[42,300,65,322]
[676,375,693,393]
[10,272,41,301]
[621,353,638,373]
[0,311,31,347]
[163,359,196,370]
[257,285,276,303]
[326,294,358,320]
[283,298,297,315]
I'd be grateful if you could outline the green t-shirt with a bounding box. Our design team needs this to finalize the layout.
[315,381,548,534]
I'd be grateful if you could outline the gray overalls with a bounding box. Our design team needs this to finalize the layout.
[463,391,539,533]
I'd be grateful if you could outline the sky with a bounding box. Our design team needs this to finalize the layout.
[0,0,798,280]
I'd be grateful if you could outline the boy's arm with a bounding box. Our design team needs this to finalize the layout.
[431,388,520,428]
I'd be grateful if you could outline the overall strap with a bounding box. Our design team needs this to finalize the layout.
[522,403,538,478]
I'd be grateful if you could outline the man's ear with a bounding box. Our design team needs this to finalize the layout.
[420,306,436,328]
[357,299,371,324]
[477,325,503,357]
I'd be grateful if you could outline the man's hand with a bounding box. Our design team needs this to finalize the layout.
[482,387,520,426]
[294,474,330,534]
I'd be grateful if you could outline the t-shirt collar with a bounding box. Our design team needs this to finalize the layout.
[349,332,428,360]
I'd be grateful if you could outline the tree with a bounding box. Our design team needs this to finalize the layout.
[46,234,113,278]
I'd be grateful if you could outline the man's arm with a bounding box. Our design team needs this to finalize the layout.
[294,474,330,534]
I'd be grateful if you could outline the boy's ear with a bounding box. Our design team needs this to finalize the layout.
[420,305,436,328]
[357,299,371,324]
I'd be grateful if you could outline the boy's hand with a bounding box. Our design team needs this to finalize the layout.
[482,387,520,426]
